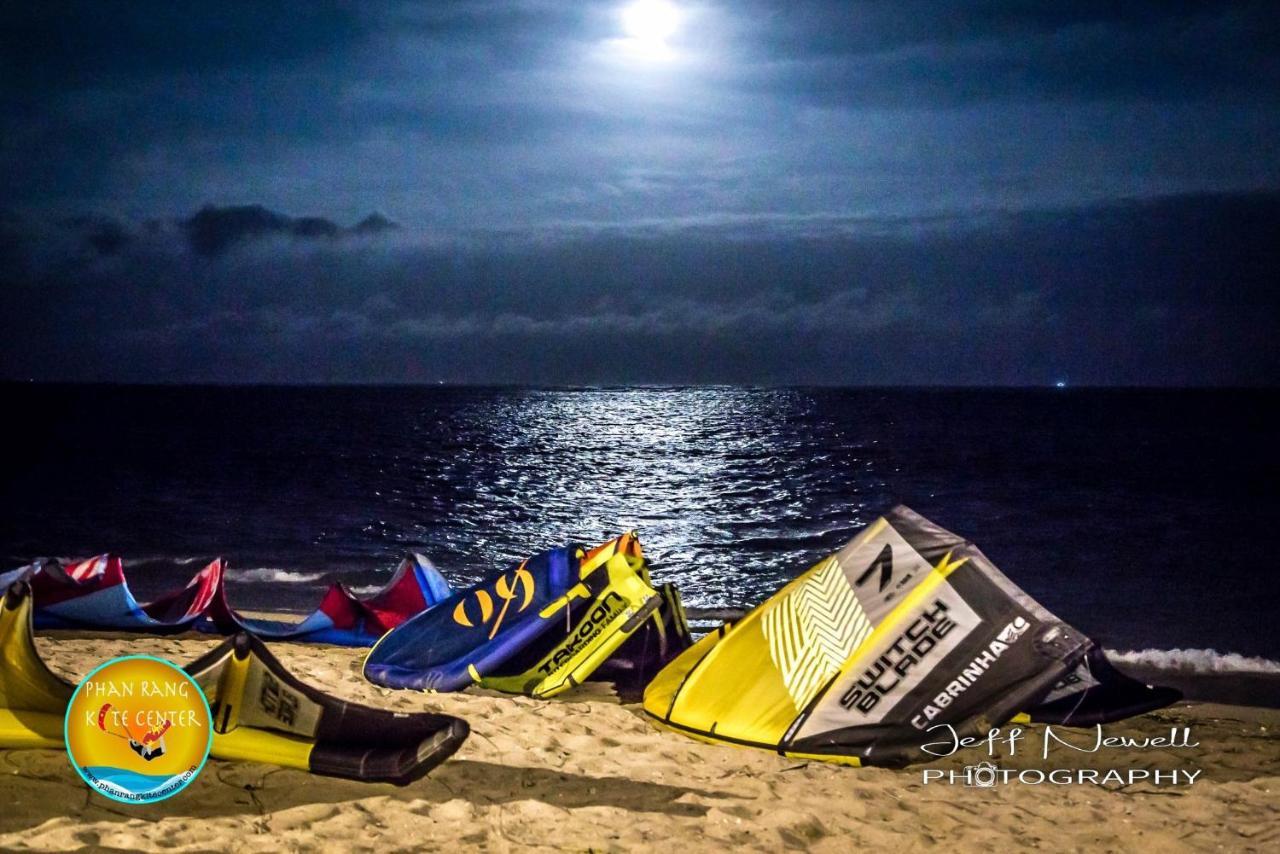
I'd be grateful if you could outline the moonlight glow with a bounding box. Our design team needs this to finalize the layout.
[620,0,681,58]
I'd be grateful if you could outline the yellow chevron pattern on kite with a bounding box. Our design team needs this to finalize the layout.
[761,555,872,711]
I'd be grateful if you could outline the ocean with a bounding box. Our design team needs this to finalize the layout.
[3,384,1276,670]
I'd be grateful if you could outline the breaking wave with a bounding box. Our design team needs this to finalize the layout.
[1106,648,1280,675]
[229,568,325,584]
[345,584,382,597]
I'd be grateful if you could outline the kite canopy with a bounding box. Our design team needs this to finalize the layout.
[365,533,684,698]
[643,506,1180,767]
[0,553,451,645]
[2,555,223,633]
[0,581,468,784]
[205,553,453,646]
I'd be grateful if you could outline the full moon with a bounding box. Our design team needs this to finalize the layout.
[621,0,680,52]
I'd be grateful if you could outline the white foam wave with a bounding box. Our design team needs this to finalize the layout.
[229,568,325,584]
[1106,648,1280,675]
[345,584,382,597]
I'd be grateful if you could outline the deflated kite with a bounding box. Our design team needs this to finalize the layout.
[0,555,221,633]
[187,633,468,785]
[365,533,691,697]
[204,552,453,646]
[0,553,451,645]
[0,582,468,784]
[643,506,1180,767]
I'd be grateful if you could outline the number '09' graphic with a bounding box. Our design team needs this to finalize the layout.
[452,564,536,638]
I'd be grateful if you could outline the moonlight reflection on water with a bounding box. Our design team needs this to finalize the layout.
[420,387,883,605]
[1,385,1274,655]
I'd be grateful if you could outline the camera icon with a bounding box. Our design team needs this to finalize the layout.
[965,761,1001,788]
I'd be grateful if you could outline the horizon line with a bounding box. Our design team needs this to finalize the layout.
[2,379,1276,392]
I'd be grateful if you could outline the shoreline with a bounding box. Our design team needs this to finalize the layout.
[0,629,1276,850]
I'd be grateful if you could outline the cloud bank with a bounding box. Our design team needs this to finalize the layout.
[3,193,1276,385]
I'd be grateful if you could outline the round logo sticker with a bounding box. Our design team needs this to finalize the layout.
[65,655,212,803]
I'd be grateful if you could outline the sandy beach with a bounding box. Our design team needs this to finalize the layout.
[1,629,1275,852]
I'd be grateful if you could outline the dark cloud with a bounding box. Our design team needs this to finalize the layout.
[182,205,399,256]
[2,192,1276,385]
[352,213,401,235]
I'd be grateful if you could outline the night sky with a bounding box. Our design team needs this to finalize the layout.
[2,1,1278,385]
